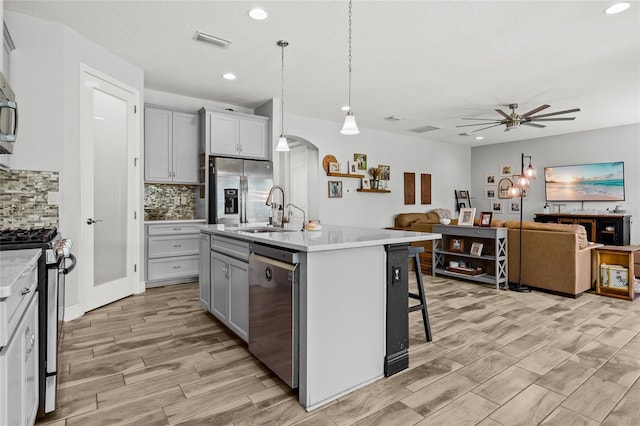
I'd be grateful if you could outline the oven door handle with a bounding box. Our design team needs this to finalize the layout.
[62,253,76,274]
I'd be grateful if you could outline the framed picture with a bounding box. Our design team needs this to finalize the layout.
[329,162,341,173]
[498,178,513,199]
[362,178,371,189]
[492,201,504,213]
[485,186,497,199]
[509,200,521,214]
[500,165,512,176]
[350,164,357,174]
[458,202,466,210]
[485,174,496,185]
[521,188,529,199]
[328,181,342,198]
[449,238,464,253]
[458,207,476,226]
[458,190,469,199]
[379,164,390,180]
[470,242,484,256]
[354,153,367,170]
[479,211,493,227]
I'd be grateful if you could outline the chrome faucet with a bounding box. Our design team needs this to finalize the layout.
[286,203,306,231]
[265,185,286,227]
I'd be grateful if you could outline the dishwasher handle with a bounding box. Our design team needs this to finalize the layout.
[250,243,299,264]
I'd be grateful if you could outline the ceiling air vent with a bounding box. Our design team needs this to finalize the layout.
[384,116,404,121]
[194,31,232,49]
[408,125,440,133]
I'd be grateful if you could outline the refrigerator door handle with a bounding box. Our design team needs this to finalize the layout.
[240,175,247,223]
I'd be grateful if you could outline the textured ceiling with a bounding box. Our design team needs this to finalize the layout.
[5,0,640,146]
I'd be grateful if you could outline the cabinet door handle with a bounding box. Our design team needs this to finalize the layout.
[173,244,182,247]
[172,265,182,269]
[173,227,182,231]
[21,287,31,296]
[25,326,35,361]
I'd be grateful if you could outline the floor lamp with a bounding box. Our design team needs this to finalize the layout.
[508,153,536,292]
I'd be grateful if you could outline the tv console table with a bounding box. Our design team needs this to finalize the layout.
[534,213,631,246]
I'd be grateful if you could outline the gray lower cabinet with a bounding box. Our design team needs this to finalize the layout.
[198,233,211,311]
[145,223,203,286]
[208,235,250,342]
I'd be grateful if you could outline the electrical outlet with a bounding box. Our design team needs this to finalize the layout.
[47,191,59,205]
[174,196,180,205]
[181,196,187,204]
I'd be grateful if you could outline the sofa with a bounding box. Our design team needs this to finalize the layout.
[503,221,600,297]
[393,212,600,297]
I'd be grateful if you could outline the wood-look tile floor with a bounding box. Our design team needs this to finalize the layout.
[36,275,640,425]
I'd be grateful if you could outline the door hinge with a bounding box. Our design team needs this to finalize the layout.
[134,157,139,167]
[134,211,137,219]
[134,264,137,272]
[134,105,137,114]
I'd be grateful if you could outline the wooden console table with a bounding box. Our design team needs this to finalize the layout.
[595,245,640,301]
[534,213,631,246]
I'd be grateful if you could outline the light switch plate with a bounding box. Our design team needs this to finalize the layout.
[48,191,59,205]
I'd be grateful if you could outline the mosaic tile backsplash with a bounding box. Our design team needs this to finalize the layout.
[0,169,60,229]
[144,183,197,220]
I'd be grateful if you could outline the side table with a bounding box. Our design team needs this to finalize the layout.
[595,245,640,301]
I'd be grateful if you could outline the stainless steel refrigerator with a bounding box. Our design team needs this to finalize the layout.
[208,157,273,225]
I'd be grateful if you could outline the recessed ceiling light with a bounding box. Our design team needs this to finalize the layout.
[248,8,268,20]
[475,136,484,140]
[194,31,232,48]
[341,105,350,111]
[604,2,631,14]
[222,73,236,80]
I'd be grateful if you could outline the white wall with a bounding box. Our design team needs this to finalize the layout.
[286,113,471,228]
[471,124,640,243]
[6,11,144,313]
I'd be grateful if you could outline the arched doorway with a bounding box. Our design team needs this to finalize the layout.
[278,136,319,223]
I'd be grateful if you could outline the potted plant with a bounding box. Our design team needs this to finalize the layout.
[368,167,382,189]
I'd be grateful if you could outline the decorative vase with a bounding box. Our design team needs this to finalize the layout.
[371,180,379,190]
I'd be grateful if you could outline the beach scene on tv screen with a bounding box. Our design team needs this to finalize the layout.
[545,162,624,201]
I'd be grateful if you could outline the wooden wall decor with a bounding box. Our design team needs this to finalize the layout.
[421,173,432,204]
[404,172,415,205]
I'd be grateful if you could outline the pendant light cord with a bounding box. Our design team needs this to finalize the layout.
[277,40,288,136]
[347,0,353,110]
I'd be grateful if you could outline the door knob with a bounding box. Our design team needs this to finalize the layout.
[86,218,103,225]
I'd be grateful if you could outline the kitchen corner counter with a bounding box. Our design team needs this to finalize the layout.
[0,249,41,297]
[198,224,440,252]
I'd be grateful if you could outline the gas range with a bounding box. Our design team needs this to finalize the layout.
[0,226,74,416]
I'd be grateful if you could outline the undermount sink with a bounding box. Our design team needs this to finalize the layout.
[238,227,297,233]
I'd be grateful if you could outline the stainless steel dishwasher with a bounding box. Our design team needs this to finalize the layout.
[248,243,300,388]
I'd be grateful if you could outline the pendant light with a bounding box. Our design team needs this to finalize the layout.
[340,0,359,135]
[275,40,290,152]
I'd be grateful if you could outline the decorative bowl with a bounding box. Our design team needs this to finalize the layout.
[439,218,451,225]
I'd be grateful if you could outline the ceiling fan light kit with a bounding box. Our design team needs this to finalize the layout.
[457,103,581,134]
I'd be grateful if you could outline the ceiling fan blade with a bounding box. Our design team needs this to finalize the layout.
[522,122,546,128]
[456,122,502,128]
[529,108,581,119]
[529,117,577,121]
[520,104,550,118]
[471,123,505,133]
[460,117,504,121]
[495,109,511,120]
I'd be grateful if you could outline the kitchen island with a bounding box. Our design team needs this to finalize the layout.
[199,224,440,410]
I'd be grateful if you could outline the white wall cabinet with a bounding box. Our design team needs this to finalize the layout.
[144,106,199,183]
[199,108,269,160]
[145,222,203,286]
[0,293,39,426]
[206,234,250,342]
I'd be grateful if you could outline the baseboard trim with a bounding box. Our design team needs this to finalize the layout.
[64,303,83,322]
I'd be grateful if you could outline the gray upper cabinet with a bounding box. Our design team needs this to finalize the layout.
[144,106,199,183]
[200,108,269,160]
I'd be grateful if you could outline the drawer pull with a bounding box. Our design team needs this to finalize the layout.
[172,265,182,269]
[21,287,31,296]
[173,227,182,231]
[173,244,182,248]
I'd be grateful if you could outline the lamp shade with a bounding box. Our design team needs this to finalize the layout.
[275,135,290,152]
[508,184,521,198]
[516,175,530,189]
[341,111,360,135]
[525,164,537,180]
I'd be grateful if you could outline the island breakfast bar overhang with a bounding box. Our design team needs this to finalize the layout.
[199,224,441,410]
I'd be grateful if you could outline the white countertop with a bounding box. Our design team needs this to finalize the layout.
[144,219,206,224]
[199,224,441,252]
[0,249,41,298]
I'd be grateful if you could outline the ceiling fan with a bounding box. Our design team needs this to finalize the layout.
[457,103,581,133]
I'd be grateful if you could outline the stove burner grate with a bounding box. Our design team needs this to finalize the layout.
[0,227,58,244]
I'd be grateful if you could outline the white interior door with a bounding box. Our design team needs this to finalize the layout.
[289,144,308,220]
[80,67,139,312]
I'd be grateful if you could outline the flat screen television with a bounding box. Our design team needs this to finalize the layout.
[544,161,625,202]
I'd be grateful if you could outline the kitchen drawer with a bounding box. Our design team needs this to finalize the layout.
[147,235,199,258]
[0,258,38,349]
[147,255,199,282]
[212,236,250,261]
[435,225,497,239]
[147,223,202,236]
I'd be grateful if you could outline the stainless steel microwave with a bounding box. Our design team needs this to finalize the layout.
[0,71,17,154]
